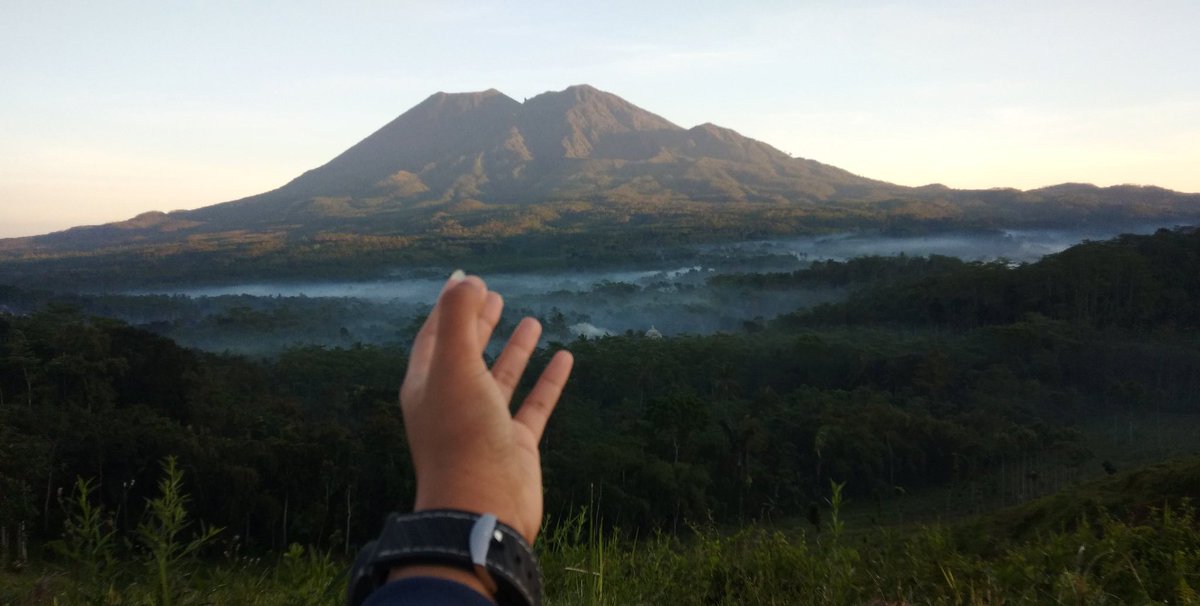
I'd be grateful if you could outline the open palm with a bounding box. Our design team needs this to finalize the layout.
[400,274,573,543]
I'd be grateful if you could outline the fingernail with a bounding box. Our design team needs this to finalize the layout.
[449,269,466,282]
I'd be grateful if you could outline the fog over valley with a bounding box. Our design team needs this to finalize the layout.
[36,226,1154,355]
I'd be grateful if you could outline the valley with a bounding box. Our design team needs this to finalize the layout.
[1,226,1162,355]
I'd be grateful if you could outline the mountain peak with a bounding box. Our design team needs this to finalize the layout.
[519,85,680,158]
[413,88,518,116]
[120,85,909,230]
[271,88,520,198]
[428,87,506,100]
[561,83,605,99]
[525,85,672,121]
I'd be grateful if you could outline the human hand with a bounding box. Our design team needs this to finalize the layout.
[399,271,573,544]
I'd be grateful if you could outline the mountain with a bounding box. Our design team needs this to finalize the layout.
[4,85,899,247]
[182,84,900,228]
[1,85,1199,283]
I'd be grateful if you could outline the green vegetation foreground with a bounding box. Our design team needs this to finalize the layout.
[2,227,1200,603]
[4,461,1199,604]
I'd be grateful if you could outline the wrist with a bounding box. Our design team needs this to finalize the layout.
[388,564,494,602]
[347,510,543,606]
[413,481,533,543]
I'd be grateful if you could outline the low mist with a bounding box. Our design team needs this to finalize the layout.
[69,226,1170,354]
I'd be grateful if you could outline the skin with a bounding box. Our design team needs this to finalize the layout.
[387,272,574,600]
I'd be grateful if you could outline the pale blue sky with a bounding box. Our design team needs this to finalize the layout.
[2,1,1197,237]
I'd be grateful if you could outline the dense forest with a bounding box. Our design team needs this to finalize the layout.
[2,227,1200,603]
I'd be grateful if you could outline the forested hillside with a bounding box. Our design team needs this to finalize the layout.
[786,227,1200,329]
[3,227,1200,603]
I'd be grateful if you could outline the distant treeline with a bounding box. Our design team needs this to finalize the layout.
[784,227,1200,330]
[2,227,1199,552]
[710,253,970,289]
[0,286,423,355]
[5,185,1195,288]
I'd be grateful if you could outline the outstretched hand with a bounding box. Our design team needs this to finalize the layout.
[399,272,574,544]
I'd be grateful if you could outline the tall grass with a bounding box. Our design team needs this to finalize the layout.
[4,470,1197,605]
[5,457,344,606]
[135,457,223,606]
[537,482,1200,605]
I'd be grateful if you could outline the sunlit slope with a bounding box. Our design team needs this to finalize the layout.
[1,85,1198,284]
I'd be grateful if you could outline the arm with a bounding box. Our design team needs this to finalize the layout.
[367,271,573,604]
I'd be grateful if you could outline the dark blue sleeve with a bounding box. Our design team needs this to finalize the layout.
[362,576,495,606]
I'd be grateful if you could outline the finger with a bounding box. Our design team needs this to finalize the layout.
[404,272,466,384]
[491,317,542,402]
[477,291,504,352]
[514,350,574,441]
[432,276,489,370]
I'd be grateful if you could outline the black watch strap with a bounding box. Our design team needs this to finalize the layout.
[347,510,542,606]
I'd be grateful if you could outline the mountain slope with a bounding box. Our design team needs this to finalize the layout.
[1,85,1198,283]
[22,85,900,240]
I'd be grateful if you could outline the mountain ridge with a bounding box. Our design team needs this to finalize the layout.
[1,85,1199,282]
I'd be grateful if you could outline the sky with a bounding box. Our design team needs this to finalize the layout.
[2,1,1197,238]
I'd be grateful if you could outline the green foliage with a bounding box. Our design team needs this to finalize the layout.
[536,492,1200,605]
[203,543,342,606]
[789,226,1200,331]
[51,478,120,605]
[711,253,968,289]
[0,311,408,550]
[135,457,222,606]
[2,459,346,605]
[2,227,1200,603]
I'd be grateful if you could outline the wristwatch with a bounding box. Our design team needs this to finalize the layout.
[347,509,542,606]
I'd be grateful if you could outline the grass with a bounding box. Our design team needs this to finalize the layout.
[3,458,1199,605]
[536,502,1200,605]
